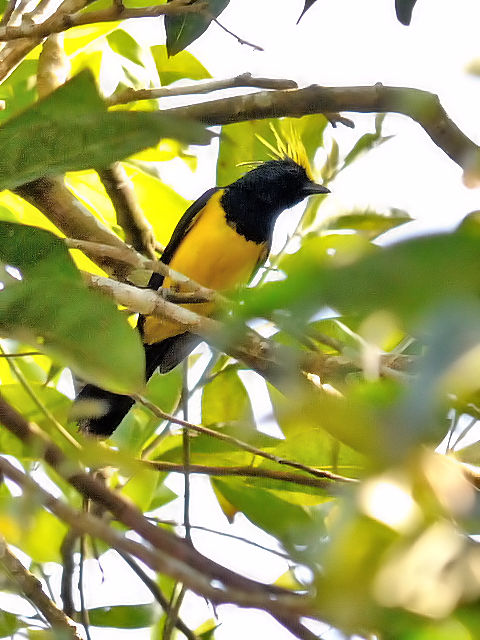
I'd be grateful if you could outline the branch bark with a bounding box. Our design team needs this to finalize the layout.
[0,534,81,639]
[13,177,133,278]
[163,84,478,169]
[98,164,158,259]
[107,72,298,107]
[0,0,206,41]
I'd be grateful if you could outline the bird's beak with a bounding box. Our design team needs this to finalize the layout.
[303,182,330,196]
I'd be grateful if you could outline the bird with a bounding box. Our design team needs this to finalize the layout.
[74,135,330,437]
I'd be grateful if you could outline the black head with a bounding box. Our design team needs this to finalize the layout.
[220,158,330,243]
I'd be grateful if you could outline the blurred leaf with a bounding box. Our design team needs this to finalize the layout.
[0,70,212,190]
[466,59,480,77]
[65,169,117,227]
[195,619,221,639]
[213,478,323,555]
[0,384,71,433]
[107,29,144,66]
[63,23,119,56]
[121,467,176,512]
[455,440,480,466]
[165,0,229,57]
[113,366,182,452]
[88,604,156,628]
[321,208,411,240]
[202,367,254,426]
[3,505,68,562]
[395,0,418,25]
[151,44,210,85]
[0,611,20,638]
[242,230,480,330]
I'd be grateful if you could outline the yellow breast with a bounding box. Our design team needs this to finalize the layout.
[143,190,265,345]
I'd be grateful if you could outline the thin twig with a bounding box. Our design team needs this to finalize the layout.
[107,72,295,106]
[0,351,43,357]
[181,363,192,544]
[0,342,81,451]
[78,535,92,640]
[163,583,187,640]
[60,529,78,618]
[145,460,352,490]
[213,18,263,51]
[133,394,356,484]
[118,551,199,640]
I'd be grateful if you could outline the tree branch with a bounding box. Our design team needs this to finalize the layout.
[0,0,88,83]
[0,534,81,639]
[135,395,355,484]
[84,272,412,389]
[69,239,226,305]
[0,0,207,41]
[0,396,314,620]
[107,72,298,107]
[118,551,199,640]
[13,177,133,278]
[98,164,158,259]
[163,84,478,169]
[145,460,354,489]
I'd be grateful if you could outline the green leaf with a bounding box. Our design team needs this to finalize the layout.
[1,280,145,393]
[217,114,327,186]
[0,222,144,392]
[0,611,20,638]
[212,478,323,555]
[202,367,254,426]
[165,0,229,57]
[0,70,212,190]
[88,604,156,628]
[0,220,81,282]
[320,208,411,240]
[242,230,480,330]
[113,366,182,452]
[107,29,144,66]
[151,44,210,85]
[0,59,38,125]
[342,114,393,169]
[0,384,71,434]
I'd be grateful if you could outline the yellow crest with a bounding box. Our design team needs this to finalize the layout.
[255,122,314,180]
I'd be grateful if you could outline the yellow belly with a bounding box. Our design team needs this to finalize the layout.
[143,191,265,344]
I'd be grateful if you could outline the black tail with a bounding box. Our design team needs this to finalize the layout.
[74,332,201,437]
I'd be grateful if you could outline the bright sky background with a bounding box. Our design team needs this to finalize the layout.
[6,2,480,640]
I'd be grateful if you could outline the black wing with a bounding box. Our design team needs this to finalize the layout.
[148,187,219,291]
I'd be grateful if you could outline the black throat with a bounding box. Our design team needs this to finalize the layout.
[220,183,285,244]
